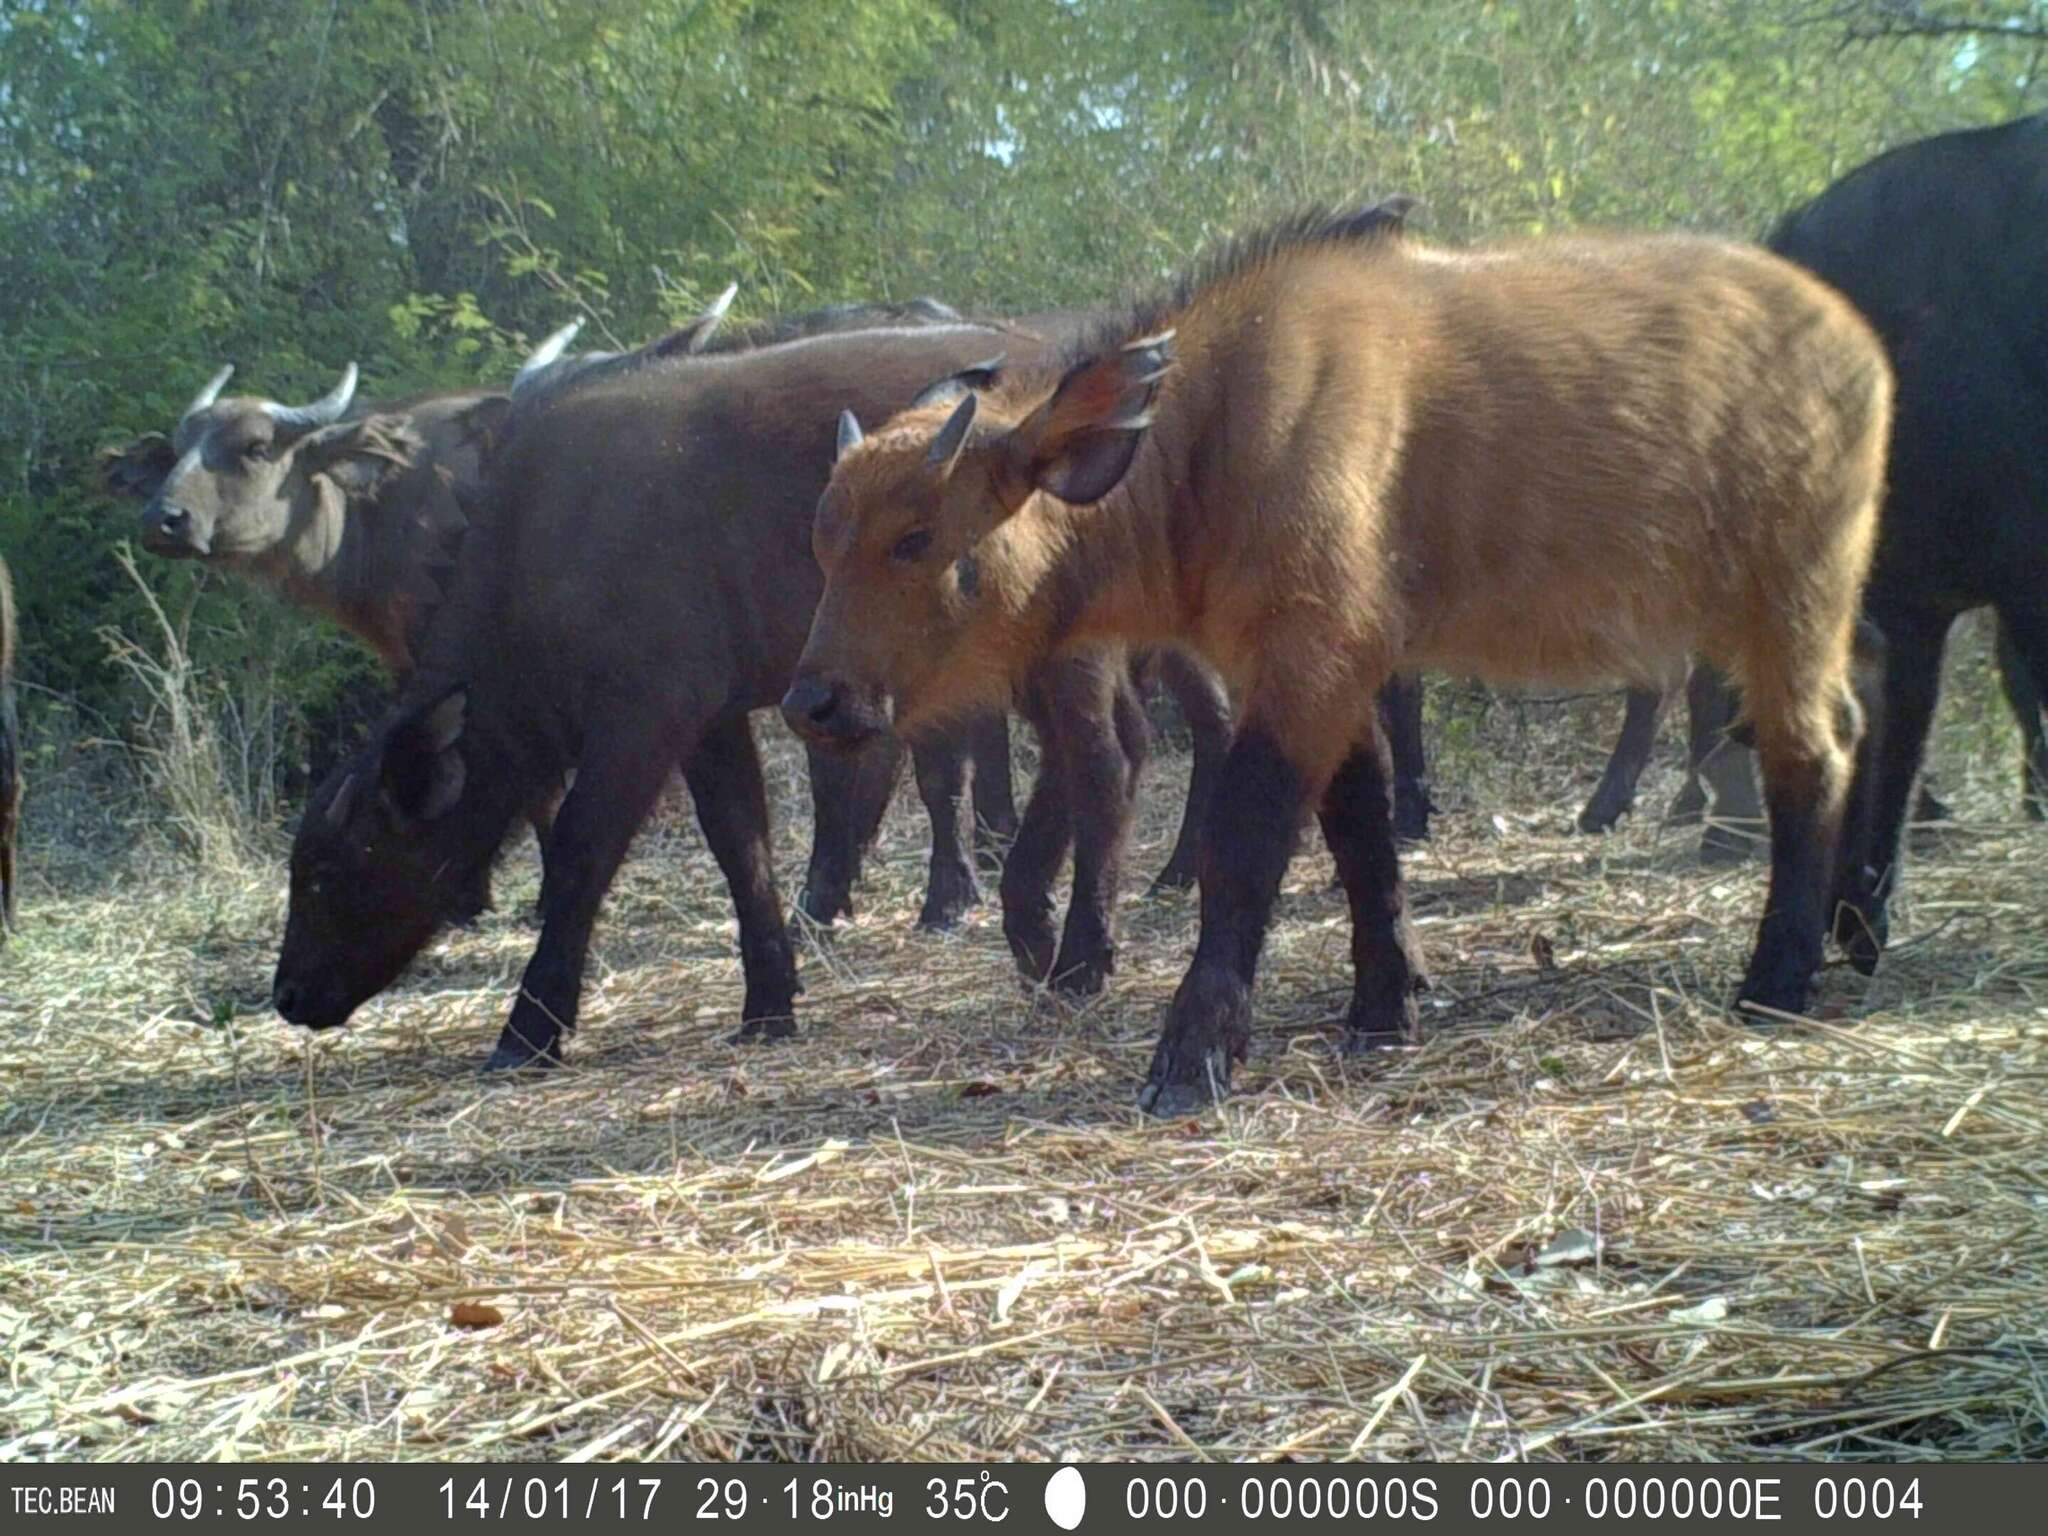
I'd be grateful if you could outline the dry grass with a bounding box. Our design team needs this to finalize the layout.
[2,696,2044,1464]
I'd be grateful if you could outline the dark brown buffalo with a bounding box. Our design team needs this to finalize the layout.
[271,323,1144,1070]
[98,303,1007,929]
[791,206,1890,1113]
[1,554,20,938]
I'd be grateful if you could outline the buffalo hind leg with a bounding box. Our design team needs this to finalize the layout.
[910,724,981,931]
[1579,685,1667,833]
[685,714,801,1042]
[487,708,687,1072]
[967,711,1019,868]
[1735,667,1866,1019]
[1381,673,1433,842]
[1140,728,1306,1117]
[1150,650,1232,893]
[1670,662,1738,824]
[1832,606,1950,977]
[1320,725,1429,1049]
[1995,613,2047,820]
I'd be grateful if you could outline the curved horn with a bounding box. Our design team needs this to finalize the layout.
[512,319,585,392]
[685,282,740,355]
[836,410,864,462]
[181,364,235,423]
[925,391,978,476]
[263,362,359,430]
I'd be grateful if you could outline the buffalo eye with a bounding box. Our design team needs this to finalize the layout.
[237,439,269,462]
[890,528,934,563]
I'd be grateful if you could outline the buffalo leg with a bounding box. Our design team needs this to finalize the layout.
[1380,673,1433,841]
[1831,606,1950,975]
[910,723,981,931]
[998,720,1072,986]
[1043,658,1144,994]
[1735,666,1866,1018]
[796,735,904,925]
[1151,650,1233,893]
[486,709,687,1071]
[1139,727,1306,1116]
[684,714,801,1042]
[967,710,1019,866]
[1320,725,1429,1049]
[1579,685,1667,833]
[1670,661,1737,823]
[1995,614,2047,820]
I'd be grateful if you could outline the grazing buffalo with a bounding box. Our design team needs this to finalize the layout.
[271,322,1145,1070]
[1,554,20,938]
[789,204,1891,1113]
[99,300,1008,929]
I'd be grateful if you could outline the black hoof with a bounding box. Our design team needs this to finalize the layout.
[1665,782,1707,826]
[1343,990,1424,1052]
[1145,863,1198,897]
[795,882,853,928]
[1135,1075,1219,1118]
[1004,916,1058,985]
[1139,968,1251,1116]
[483,1037,563,1073]
[918,877,979,932]
[729,1014,798,1045]
[1699,825,1754,866]
[1050,950,1114,999]
[1733,972,1813,1025]
[1576,798,1625,835]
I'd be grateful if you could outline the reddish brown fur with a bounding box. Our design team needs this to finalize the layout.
[792,211,1892,1111]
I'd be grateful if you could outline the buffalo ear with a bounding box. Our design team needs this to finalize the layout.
[301,413,425,494]
[908,354,1006,411]
[100,433,177,500]
[378,684,469,824]
[1004,332,1174,505]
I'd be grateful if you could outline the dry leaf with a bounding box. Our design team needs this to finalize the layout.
[449,1302,505,1330]
[960,1080,1002,1099]
[1530,932,1558,971]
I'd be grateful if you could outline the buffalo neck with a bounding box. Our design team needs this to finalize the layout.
[997,333,1228,676]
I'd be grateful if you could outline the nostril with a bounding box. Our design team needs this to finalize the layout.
[782,678,839,731]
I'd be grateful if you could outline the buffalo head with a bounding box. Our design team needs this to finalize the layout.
[272,683,513,1030]
[101,363,399,560]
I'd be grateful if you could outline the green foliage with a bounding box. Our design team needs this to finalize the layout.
[1,0,2041,803]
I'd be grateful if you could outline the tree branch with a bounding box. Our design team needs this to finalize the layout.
[1810,2,2048,44]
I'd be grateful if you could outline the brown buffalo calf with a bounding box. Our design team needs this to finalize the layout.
[787,205,1891,1114]
[1,555,20,937]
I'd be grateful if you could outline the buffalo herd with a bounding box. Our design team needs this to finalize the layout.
[66,115,2048,1112]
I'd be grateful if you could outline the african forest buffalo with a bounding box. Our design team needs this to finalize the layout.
[1,554,20,938]
[789,204,1892,1113]
[99,300,1011,930]
[271,322,1149,1070]
[1700,116,2048,969]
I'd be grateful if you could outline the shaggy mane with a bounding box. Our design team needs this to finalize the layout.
[1055,197,1417,378]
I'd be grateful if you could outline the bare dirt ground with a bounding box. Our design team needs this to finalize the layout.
[2,687,2043,1462]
